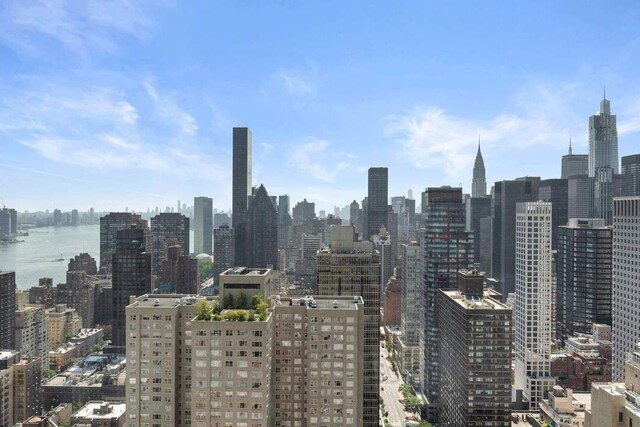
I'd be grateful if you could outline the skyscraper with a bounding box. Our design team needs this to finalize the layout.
[213,224,234,281]
[621,154,640,196]
[150,212,190,278]
[247,184,278,268]
[438,271,512,426]
[472,139,487,197]
[589,93,619,224]
[158,244,198,294]
[0,271,16,349]
[539,178,568,250]
[556,219,612,343]
[398,241,422,388]
[561,139,589,179]
[193,196,213,254]
[99,212,145,271]
[514,202,554,409]
[492,177,540,298]
[421,187,474,419]
[232,127,252,266]
[292,199,315,224]
[277,194,292,226]
[57,270,95,328]
[111,225,151,348]
[317,225,380,427]
[366,167,388,241]
[466,196,491,268]
[612,196,640,380]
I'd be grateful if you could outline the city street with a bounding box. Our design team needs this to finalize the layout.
[380,343,415,427]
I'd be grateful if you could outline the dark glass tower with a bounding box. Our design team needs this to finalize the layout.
[366,167,388,241]
[99,212,144,272]
[492,177,540,298]
[421,187,474,421]
[621,154,640,196]
[247,184,278,268]
[150,213,190,278]
[557,219,612,343]
[0,271,16,349]
[539,178,568,250]
[232,127,252,266]
[213,224,234,281]
[112,225,152,347]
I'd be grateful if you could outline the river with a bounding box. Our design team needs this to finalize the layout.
[0,225,101,289]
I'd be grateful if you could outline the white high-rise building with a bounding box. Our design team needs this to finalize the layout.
[514,202,555,409]
[612,196,640,380]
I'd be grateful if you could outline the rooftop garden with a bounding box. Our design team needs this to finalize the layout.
[194,293,269,322]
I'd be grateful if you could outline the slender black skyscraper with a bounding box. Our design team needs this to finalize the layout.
[471,138,487,198]
[112,225,151,347]
[232,127,252,266]
[621,154,640,196]
[366,167,388,241]
[0,271,16,349]
[247,184,278,268]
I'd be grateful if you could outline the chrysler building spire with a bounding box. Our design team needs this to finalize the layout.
[472,136,487,197]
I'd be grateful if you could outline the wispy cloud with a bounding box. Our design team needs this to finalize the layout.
[0,78,223,182]
[276,68,316,97]
[0,0,164,55]
[143,77,198,136]
[290,137,350,182]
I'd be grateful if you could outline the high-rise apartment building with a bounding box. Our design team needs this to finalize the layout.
[193,196,213,254]
[556,219,612,343]
[99,212,145,271]
[317,225,380,427]
[0,271,16,349]
[12,356,42,423]
[150,212,190,277]
[14,305,49,372]
[57,270,95,328]
[213,225,234,281]
[111,225,151,348]
[472,141,487,197]
[0,207,17,235]
[247,185,278,269]
[68,253,97,275]
[589,94,619,224]
[0,351,19,426]
[421,187,474,418]
[612,196,640,380]
[158,244,198,294]
[292,199,316,224]
[514,202,555,409]
[398,241,422,388]
[126,290,365,426]
[232,127,252,266]
[621,154,640,196]
[438,270,512,426]
[561,140,589,179]
[492,177,540,298]
[365,167,388,241]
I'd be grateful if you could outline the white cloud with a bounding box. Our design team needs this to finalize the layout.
[386,83,586,179]
[143,78,198,136]
[290,137,350,182]
[260,142,275,153]
[277,69,316,96]
[0,0,163,55]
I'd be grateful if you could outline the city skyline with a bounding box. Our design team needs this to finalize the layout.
[2,2,640,212]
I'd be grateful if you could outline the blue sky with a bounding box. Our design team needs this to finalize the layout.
[1,1,640,213]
